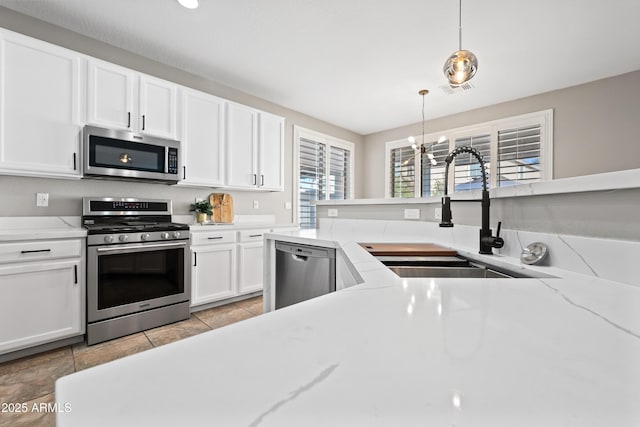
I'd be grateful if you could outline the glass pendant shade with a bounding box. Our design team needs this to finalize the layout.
[443,49,478,86]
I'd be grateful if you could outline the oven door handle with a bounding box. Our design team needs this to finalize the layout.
[96,241,187,253]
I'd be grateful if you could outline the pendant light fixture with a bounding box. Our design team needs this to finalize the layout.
[408,90,437,166]
[443,0,478,87]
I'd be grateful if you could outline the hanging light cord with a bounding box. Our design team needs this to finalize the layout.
[458,0,463,51]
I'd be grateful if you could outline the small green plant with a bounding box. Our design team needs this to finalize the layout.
[190,200,213,215]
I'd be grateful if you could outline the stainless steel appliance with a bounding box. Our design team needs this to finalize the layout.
[275,241,336,309]
[83,197,190,345]
[83,125,180,184]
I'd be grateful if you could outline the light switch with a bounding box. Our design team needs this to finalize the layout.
[404,208,420,219]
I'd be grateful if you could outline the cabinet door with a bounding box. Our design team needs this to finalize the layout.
[0,259,83,355]
[237,241,264,294]
[139,74,178,139]
[180,88,225,186]
[0,31,82,178]
[191,244,236,307]
[258,112,284,191]
[86,59,135,130]
[226,102,257,188]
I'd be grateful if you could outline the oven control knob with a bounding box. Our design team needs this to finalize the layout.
[141,233,151,241]
[104,235,114,243]
[161,232,170,240]
[119,235,129,242]
[172,231,181,239]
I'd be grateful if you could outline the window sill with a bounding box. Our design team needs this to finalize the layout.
[315,168,640,206]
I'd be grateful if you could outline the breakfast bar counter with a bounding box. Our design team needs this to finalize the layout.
[55,222,640,426]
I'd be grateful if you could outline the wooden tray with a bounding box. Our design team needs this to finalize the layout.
[209,193,234,223]
[359,243,457,257]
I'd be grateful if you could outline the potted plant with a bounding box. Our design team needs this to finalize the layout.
[190,200,213,223]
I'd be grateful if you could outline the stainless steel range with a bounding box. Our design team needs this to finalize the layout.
[83,197,190,345]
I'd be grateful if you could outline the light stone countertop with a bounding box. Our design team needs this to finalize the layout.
[0,216,86,241]
[55,224,640,426]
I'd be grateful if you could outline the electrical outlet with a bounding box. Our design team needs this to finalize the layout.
[434,207,442,220]
[36,193,49,207]
[253,200,259,209]
[404,208,420,219]
[327,208,338,217]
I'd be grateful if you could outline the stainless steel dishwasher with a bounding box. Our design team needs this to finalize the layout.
[275,241,336,309]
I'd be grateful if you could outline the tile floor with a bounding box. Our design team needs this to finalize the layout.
[0,296,262,427]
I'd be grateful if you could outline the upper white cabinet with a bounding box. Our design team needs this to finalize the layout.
[139,74,178,139]
[86,59,178,140]
[179,88,226,186]
[258,112,285,191]
[226,102,284,191]
[0,29,83,178]
[86,59,134,130]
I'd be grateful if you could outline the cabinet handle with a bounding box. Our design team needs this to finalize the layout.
[261,174,264,186]
[249,234,262,238]
[207,236,223,240]
[142,115,146,130]
[73,153,77,170]
[183,166,187,180]
[252,174,257,185]
[193,252,197,267]
[127,112,131,128]
[20,249,51,254]
[74,265,78,284]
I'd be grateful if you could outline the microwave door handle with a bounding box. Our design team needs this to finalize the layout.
[165,147,169,173]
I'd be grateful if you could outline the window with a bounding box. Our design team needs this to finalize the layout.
[295,127,355,229]
[385,109,553,197]
[497,124,542,187]
[389,145,416,197]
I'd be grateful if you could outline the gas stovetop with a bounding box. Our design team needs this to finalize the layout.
[82,197,189,244]
[84,221,189,234]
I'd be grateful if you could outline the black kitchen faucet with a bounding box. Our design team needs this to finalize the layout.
[438,146,504,255]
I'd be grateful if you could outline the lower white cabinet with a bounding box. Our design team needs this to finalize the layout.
[190,230,236,307]
[190,243,236,306]
[237,231,266,295]
[190,227,295,308]
[0,239,85,356]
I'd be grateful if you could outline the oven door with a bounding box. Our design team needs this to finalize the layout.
[87,240,190,322]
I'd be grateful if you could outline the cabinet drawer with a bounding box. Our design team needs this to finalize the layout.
[0,239,82,264]
[238,229,269,243]
[190,230,236,246]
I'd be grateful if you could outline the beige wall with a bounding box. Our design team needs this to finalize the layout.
[0,7,364,220]
[362,70,640,198]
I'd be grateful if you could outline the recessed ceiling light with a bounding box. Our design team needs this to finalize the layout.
[177,0,199,9]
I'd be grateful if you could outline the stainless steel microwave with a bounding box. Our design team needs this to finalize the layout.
[83,125,180,184]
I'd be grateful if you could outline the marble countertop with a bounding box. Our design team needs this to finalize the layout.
[0,216,86,241]
[55,225,640,426]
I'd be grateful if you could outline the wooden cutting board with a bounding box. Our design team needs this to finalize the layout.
[359,243,457,257]
[209,193,234,223]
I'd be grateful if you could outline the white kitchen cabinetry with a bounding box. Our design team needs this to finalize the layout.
[86,59,178,139]
[0,239,84,356]
[86,59,134,130]
[190,231,236,306]
[0,29,83,178]
[258,112,285,191]
[237,230,268,294]
[179,88,226,186]
[226,103,284,191]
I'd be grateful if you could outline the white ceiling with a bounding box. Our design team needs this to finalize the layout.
[2,0,640,135]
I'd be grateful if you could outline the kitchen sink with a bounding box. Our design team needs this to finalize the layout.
[378,256,554,279]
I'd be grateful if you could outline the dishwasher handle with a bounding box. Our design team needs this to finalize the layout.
[275,241,335,259]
